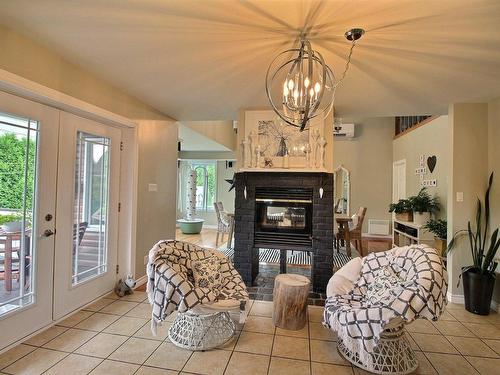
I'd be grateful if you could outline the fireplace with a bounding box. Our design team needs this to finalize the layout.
[233,172,333,293]
[254,187,313,248]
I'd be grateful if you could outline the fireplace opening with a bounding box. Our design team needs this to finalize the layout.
[254,187,313,249]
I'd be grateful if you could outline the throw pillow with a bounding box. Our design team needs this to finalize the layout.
[192,255,224,292]
[366,266,404,305]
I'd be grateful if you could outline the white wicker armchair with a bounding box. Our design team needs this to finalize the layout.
[147,240,248,350]
[324,245,447,374]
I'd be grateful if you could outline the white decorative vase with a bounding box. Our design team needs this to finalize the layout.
[186,169,197,221]
[413,212,430,225]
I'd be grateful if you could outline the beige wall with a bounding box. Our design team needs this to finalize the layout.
[136,121,178,276]
[393,116,450,220]
[181,121,236,151]
[488,98,500,304]
[448,103,489,297]
[334,117,394,232]
[0,25,178,278]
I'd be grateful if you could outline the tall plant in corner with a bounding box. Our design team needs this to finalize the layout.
[448,172,500,315]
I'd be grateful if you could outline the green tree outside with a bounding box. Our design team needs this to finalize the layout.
[0,133,36,210]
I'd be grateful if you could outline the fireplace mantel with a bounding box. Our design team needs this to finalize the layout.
[238,168,327,173]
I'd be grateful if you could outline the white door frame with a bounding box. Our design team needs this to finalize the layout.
[392,159,407,202]
[0,70,139,352]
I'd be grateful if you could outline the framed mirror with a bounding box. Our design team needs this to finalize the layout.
[333,165,350,215]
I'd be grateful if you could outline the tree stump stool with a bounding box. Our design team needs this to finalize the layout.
[273,274,310,330]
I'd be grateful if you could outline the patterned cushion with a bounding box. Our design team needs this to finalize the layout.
[365,266,404,305]
[192,255,224,292]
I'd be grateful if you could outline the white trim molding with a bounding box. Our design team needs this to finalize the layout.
[447,291,498,312]
[0,69,136,129]
[134,275,148,289]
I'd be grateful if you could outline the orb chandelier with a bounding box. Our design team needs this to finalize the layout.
[265,28,365,131]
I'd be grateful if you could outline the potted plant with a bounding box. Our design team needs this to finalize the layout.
[389,199,413,222]
[424,219,447,255]
[409,188,440,225]
[448,172,499,315]
[0,213,23,232]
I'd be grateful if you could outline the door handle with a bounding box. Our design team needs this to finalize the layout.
[42,229,55,237]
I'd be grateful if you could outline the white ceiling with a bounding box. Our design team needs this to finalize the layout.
[1,0,500,120]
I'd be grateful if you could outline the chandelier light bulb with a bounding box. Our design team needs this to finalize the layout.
[314,82,321,93]
[304,77,310,88]
[288,79,294,90]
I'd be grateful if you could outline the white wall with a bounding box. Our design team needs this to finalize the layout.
[333,117,394,232]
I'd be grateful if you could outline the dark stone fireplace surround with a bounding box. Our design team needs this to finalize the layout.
[233,171,334,293]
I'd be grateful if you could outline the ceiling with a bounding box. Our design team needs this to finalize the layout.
[1,0,500,120]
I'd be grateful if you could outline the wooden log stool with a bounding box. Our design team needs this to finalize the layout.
[272,274,310,330]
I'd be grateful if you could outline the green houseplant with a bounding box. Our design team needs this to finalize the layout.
[408,188,440,225]
[424,219,447,255]
[447,172,499,315]
[389,199,413,222]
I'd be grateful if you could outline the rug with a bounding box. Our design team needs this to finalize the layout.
[217,245,358,268]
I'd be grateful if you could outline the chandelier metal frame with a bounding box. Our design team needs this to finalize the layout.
[265,28,364,132]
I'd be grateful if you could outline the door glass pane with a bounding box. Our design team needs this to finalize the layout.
[72,131,110,285]
[0,112,38,316]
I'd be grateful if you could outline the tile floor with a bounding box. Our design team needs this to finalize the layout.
[1,292,499,375]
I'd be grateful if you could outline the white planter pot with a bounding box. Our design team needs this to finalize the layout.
[413,212,430,225]
[1,220,23,232]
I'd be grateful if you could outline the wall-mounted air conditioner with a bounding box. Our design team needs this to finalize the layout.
[333,123,355,138]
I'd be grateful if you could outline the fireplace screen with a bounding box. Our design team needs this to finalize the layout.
[255,199,312,234]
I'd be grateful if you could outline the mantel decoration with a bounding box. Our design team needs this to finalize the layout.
[242,110,327,171]
[265,28,364,132]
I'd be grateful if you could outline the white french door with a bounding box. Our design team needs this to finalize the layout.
[0,91,59,349]
[0,93,122,350]
[53,112,121,319]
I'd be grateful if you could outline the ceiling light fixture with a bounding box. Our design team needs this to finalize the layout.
[265,28,364,131]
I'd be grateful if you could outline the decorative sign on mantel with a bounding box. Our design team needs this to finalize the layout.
[242,110,326,171]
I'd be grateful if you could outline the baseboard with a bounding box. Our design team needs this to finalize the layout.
[447,291,498,312]
[134,274,148,289]
[447,291,464,304]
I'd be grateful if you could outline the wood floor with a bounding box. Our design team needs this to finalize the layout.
[175,228,222,249]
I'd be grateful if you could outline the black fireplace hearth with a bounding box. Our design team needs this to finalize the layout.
[233,172,334,293]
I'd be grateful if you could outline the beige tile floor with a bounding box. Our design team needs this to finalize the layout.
[1,292,499,375]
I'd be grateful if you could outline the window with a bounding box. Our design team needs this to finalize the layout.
[0,112,38,314]
[178,160,216,212]
[72,131,110,285]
